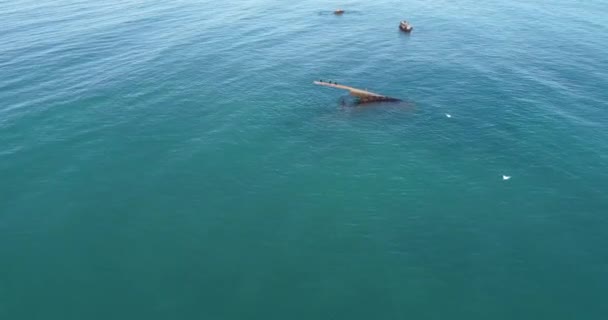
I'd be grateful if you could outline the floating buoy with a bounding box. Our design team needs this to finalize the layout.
[445,113,452,118]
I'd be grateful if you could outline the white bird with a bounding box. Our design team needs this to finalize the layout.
[502,175,511,181]
[445,113,452,118]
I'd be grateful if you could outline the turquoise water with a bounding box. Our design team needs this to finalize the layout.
[1,0,608,318]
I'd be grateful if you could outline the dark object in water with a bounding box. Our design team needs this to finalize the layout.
[314,81,401,105]
[340,96,403,107]
[399,20,413,32]
[357,96,402,104]
[334,9,345,15]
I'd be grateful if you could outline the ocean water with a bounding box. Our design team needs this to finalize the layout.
[1,0,608,318]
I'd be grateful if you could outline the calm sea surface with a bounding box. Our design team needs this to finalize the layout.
[1,0,608,318]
